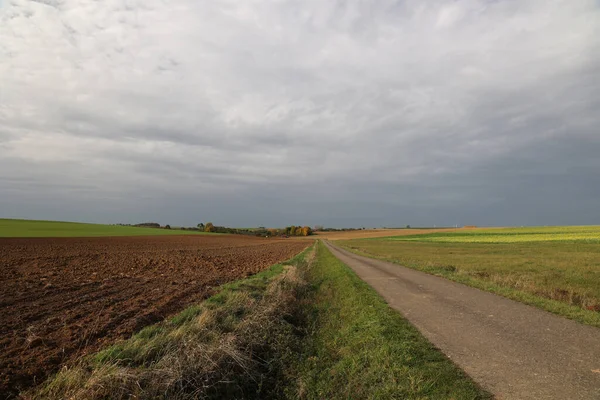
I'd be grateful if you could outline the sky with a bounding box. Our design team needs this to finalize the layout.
[1,0,599,228]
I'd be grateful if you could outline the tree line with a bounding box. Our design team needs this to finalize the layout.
[120,222,314,237]
[196,223,313,237]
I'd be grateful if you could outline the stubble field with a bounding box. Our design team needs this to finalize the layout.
[0,235,309,397]
[312,227,460,240]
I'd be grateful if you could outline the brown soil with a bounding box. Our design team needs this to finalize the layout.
[0,235,309,398]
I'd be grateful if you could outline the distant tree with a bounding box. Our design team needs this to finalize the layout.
[406,224,411,229]
[301,226,313,236]
[205,222,215,233]
[197,223,205,230]
[165,224,171,229]
[314,225,324,231]
[282,225,313,236]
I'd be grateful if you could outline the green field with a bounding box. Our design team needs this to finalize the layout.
[0,219,210,238]
[338,226,600,328]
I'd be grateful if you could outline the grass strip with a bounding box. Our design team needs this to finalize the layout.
[291,242,490,399]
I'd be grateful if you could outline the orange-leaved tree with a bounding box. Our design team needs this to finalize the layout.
[204,222,215,233]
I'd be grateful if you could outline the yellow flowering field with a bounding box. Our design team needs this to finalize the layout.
[390,226,600,243]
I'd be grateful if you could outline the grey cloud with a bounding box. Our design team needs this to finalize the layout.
[1,0,599,227]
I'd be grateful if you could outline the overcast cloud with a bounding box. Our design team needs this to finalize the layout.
[1,0,599,227]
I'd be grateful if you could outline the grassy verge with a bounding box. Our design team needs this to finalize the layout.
[0,219,213,237]
[293,242,489,399]
[338,239,600,328]
[28,242,488,399]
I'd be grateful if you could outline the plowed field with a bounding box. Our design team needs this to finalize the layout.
[0,235,309,397]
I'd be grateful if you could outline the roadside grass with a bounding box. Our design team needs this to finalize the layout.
[26,247,314,400]
[27,241,489,399]
[338,238,600,328]
[294,241,489,399]
[0,219,213,237]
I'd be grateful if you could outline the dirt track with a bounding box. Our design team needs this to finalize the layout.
[0,235,309,397]
[326,241,600,400]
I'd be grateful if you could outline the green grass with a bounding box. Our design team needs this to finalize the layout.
[294,242,489,399]
[29,242,489,399]
[338,227,600,328]
[386,225,600,243]
[0,219,212,237]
